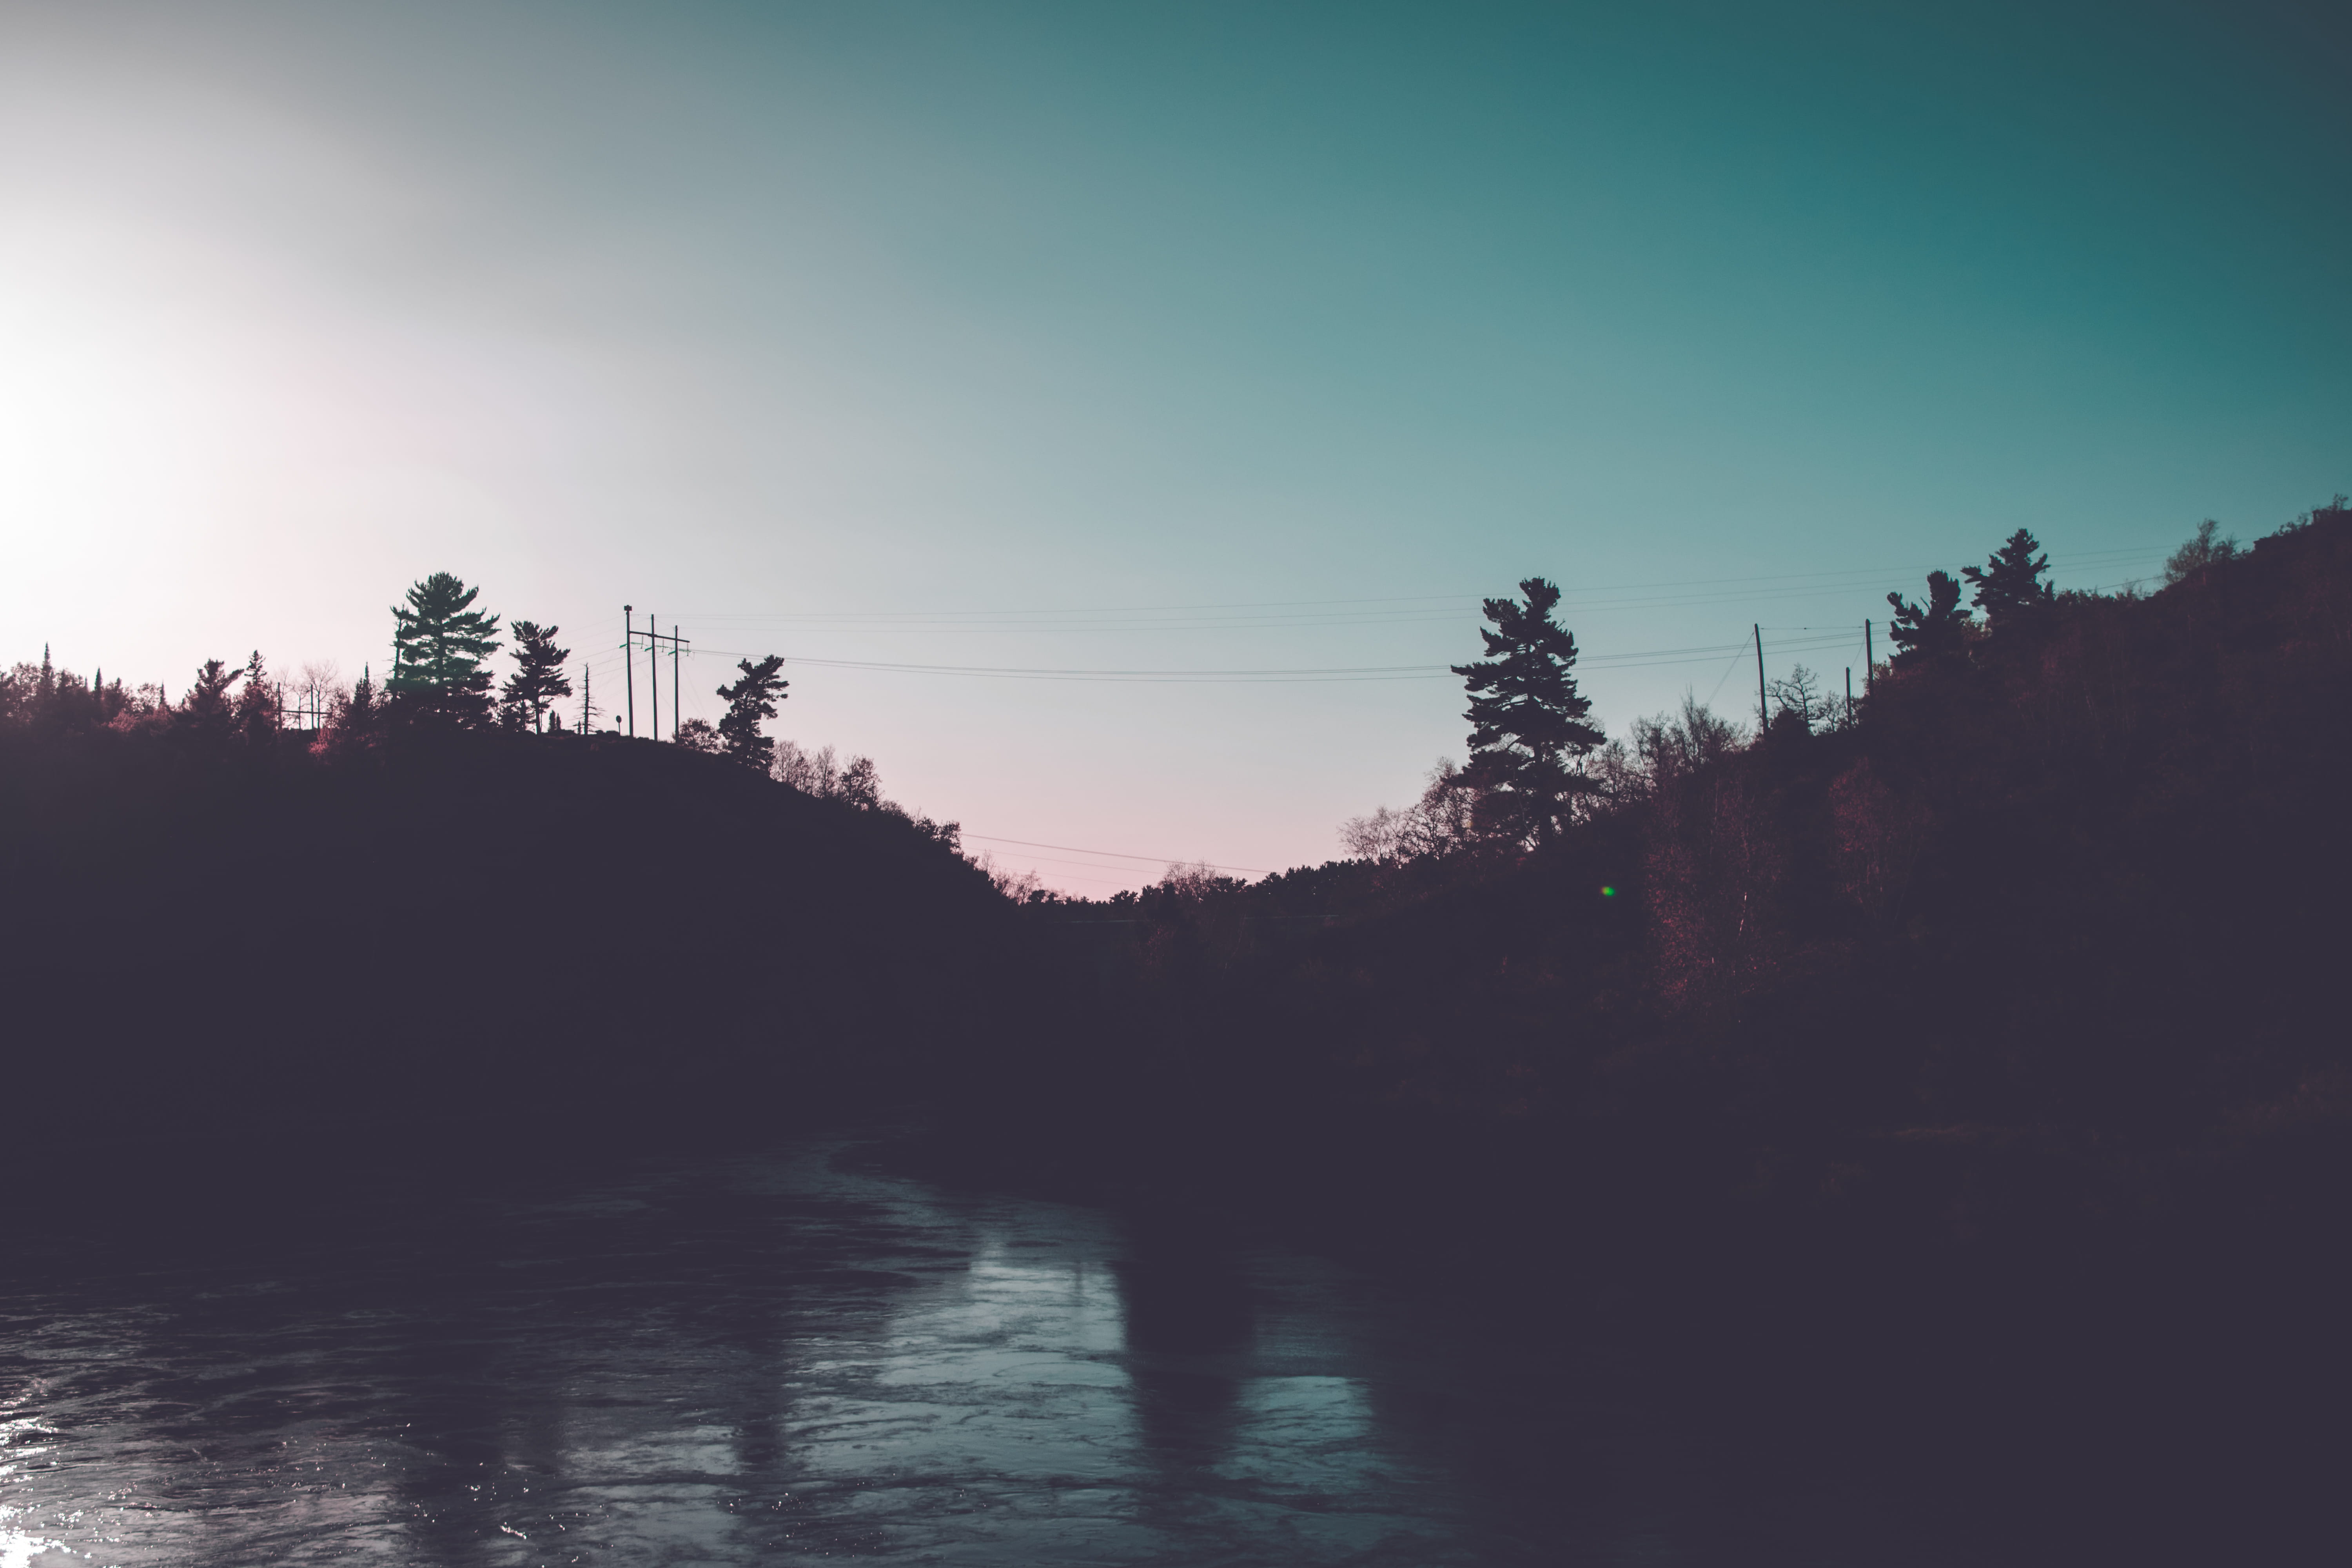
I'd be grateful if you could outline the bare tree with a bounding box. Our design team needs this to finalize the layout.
[1768,664,1829,733]
[1340,758,1482,863]
[969,851,1047,903]
[289,661,344,731]
[1158,861,1245,900]
[837,755,882,810]
[772,740,840,797]
[1339,804,1407,862]
[1625,695,1746,790]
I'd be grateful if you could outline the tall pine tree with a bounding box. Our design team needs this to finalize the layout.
[1885,570,1971,668]
[232,650,279,743]
[1962,529,2055,630]
[1450,577,1604,847]
[177,658,240,736]
[715,655,789,771]
[498,621,573,733]
[389,572,501,725]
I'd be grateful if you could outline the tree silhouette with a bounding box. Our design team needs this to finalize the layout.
[1768,663,1828,736]
[177,658,241,736]
[773,739,839,795]
[324,665,382,755]
[838,755,882,809]
[498,621,573,733]
[715,654,788,771]
[389,572,501,725]
[1963,529,2055,629]
[232,651,279,743]
[1450,577,1605,847]
[1341,758,1480,863]
[2163,519,2239,585]
[1885,570,1971,668]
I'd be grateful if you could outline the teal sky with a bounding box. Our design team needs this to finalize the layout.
[4,1,2346,888]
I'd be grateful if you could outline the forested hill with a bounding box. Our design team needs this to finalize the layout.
[7,508,2346,1231]
[985,507,2352,1260]
[0,721,1008,1157]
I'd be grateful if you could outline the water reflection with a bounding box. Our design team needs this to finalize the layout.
[0,1140,1955,1566]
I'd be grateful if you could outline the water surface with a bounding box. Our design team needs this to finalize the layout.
[4,1138,1978,1565]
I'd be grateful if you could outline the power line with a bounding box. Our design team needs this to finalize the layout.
[666,547,2169,629]
[962,833,1270,875]
[679,629,1870,684]
[769,657,1453,683]
[985,849,1210,879]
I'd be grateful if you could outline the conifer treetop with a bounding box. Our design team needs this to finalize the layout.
[1963,529,2055,627]
[389,572,501,723]
[1449,576,1605,846]
[716,654,789,770]
[1885,570,1972,666]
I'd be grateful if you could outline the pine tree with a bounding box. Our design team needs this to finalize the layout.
[178,658,241,736]
[1449,577,1605,847]
[388,572,501,725]
[498,620,573,733]
[232,650,279,742]
[317,665,383,758]
[715,654,789,771]
[1962,529,2055,629]
[1885,570,1971,668]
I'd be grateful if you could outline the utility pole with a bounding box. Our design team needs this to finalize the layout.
[581,664,593,734]
[648,615,659,742]
[1864,619,1874,688]
[623,606,635,737]
[635,621,692,740]
[1845,666,1853,725]
[1754,623,1768,731]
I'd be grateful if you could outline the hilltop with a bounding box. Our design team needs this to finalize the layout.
[0,719,1011,1161]
[971,506,2352,1265]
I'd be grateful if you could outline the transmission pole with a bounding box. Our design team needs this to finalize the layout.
[624,620,691,741]
[623,606,635,737]
[1754,624,1768,730]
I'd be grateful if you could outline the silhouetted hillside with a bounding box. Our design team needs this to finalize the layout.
[0,721,1010,1161]
[975,507,2352,1273]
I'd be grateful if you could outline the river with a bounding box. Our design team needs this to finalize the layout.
[0,1134,2279,1565]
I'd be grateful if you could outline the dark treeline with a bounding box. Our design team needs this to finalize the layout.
[994,508,2352,1225]
[958,505,2352,1283]
[0,577,1008,1168]
[929,503,2352,1556]
[16,512,2347,1243]
[11,515,2346,1558]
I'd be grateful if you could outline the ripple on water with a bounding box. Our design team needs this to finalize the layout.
[0,1140,1990,1566]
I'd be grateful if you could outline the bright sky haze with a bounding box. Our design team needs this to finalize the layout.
[4,0,2346,889]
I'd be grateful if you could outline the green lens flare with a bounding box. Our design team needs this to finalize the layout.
[1600,885,1616,898]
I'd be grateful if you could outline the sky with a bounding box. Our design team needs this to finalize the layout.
[3,0,2346,892]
